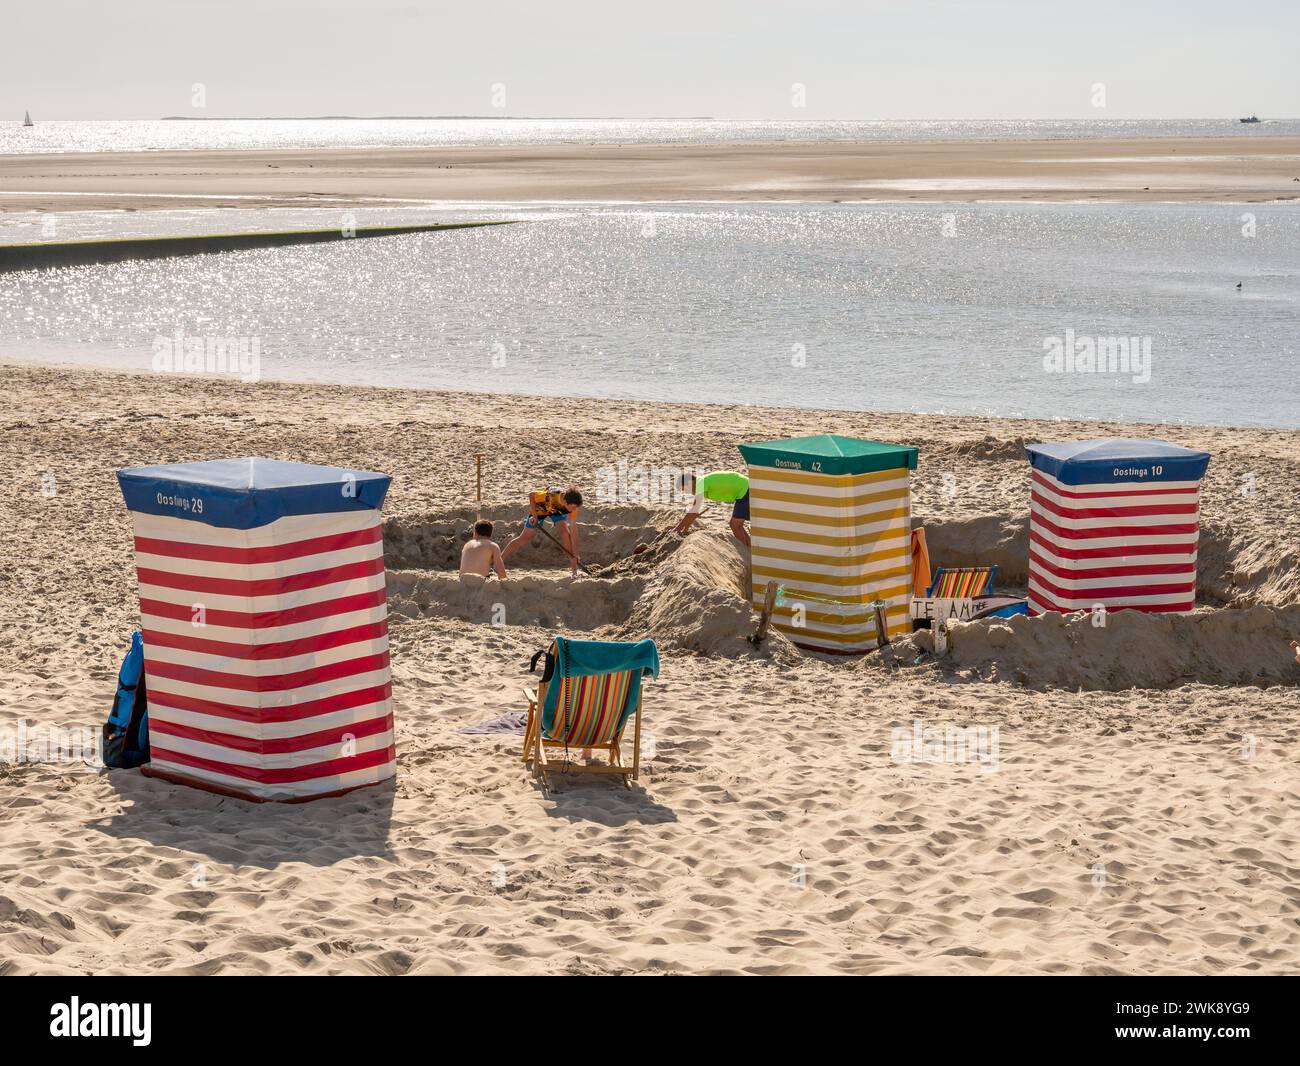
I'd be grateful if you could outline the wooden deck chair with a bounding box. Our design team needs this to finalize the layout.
[521,637,658,787]
[927,565,998,599]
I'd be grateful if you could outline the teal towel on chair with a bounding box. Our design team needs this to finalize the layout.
[556,636,660,679]
[541,637,660,736]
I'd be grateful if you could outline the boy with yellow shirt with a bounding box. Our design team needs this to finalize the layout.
[502,485,584,574]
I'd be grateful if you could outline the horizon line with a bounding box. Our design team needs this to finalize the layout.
[14,114,1290,125]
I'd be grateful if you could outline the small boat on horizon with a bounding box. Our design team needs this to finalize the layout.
[1239,114,1261,124]
[22,110,33,127]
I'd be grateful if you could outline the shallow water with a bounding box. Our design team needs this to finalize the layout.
[1,202,1296,427]
[2,117,1297,155]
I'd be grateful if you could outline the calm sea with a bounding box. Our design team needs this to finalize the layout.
[1,202,1296,428]
[1,117,1298,155]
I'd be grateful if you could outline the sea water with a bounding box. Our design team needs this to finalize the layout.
[1,117,1298,156]
[1,201,1296,428]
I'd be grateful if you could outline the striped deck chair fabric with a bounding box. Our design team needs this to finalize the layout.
[928,566,997,599]
[547,669,636,747]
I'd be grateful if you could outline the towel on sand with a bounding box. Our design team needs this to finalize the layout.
[457,711,528,735]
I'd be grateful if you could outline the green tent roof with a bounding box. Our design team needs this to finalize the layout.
[738,434,918,477]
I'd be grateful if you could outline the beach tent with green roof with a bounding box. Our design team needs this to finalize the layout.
[738,435,918,654]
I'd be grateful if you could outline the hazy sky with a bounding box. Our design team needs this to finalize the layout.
[9,0,1298,120]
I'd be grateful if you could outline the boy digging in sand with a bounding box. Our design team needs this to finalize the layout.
[676,470,751,546]
[502,486,584,575]
[460,520,507,580]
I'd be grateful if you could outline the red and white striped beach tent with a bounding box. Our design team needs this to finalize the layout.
[1025,439,1210,616]
[117,458,396,802]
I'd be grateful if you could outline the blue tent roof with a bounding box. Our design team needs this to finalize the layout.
[1025,438,1210,486]
[117,457,391,529]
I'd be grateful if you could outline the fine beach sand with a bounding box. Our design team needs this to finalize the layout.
[2,136,1300,212]
[1,360,1297,975]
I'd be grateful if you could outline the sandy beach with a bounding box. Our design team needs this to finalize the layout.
[3,136,1300,212]
[1,361,1296,975]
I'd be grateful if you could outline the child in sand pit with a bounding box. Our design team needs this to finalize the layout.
[676,471,751,546]
[502,487,583,575]
[460,520,507,580]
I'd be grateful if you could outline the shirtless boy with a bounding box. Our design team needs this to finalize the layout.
[459,520,508,579]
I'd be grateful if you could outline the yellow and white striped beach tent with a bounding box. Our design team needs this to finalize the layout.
[738,435,919,654]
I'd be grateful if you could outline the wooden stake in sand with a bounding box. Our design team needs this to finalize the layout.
[872,599,892,649]
[749,580,779,645]
[462,453,487,542]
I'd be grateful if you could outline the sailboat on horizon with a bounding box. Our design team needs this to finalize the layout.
[22,110,33,127]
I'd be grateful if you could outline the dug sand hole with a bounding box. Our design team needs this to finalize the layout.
[383,507,779,655]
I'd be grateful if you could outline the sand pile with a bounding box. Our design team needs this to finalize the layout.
[616,531,798,659]
[1197,520,1300,607]
[588,525,685,578]
[889,605,1300,690]
[945,433,1033,463]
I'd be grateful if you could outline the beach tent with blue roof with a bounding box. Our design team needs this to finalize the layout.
[116,457,396,801]
[1025,438,1210,615]
[737,434,918,653]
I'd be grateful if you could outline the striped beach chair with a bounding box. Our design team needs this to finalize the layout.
[927,565,997,599]
[522,636,659,787]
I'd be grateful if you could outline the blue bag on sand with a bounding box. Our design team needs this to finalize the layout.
[102,631,150,769]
